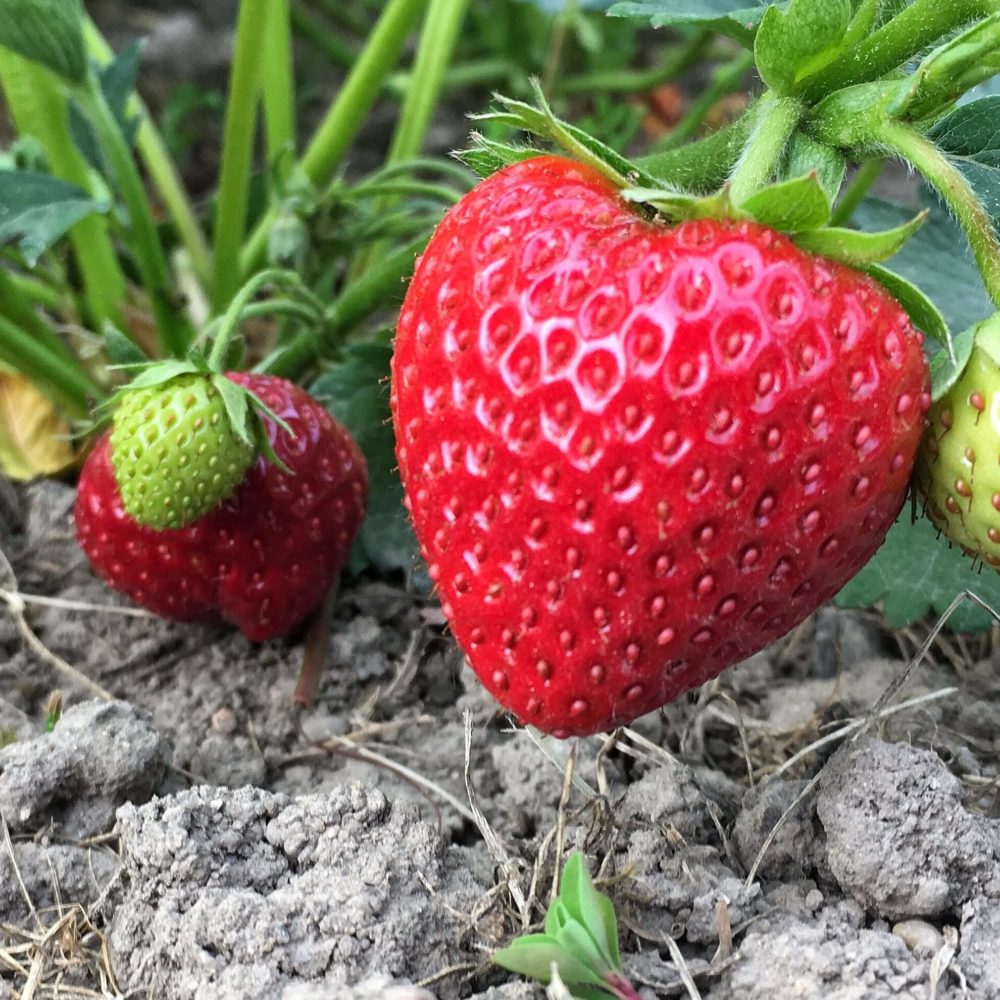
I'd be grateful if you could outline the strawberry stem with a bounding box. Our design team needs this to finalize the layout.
[207,269,322,372]
[728,92,803,205]
[874,120,1000,310]
[799,0,1000,103]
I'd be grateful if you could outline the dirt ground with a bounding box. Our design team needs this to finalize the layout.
[4,473,1000,999]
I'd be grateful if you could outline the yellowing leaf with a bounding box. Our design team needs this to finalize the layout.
[0,374,76,479]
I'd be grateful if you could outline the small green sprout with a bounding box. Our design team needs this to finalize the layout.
[493,852,641,1000]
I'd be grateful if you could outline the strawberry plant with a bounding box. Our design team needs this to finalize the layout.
[5,0,1000,735]
[388,0,1000,738]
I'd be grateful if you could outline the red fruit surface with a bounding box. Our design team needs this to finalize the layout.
[76,373,368,641]
[391,155,931,737]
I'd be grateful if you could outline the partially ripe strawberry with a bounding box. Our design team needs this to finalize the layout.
[110,372,254,529]
[391,155,931,737]
[76,373,367,641]
[916,335,1000,566]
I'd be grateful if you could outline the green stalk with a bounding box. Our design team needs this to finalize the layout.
[263,0,297,182]
[0,313,100,417]
[655,51,754,150]
[84,21,213,290]
[290,3,356,70]
[1,269,64,312]
[634,113,754,193]
[0,50,125,331]
[387,58,515,98]
[240,0,426,278]
[558,29,712,96]
[0,271,76,365]
[875,120,1000,308]
[258,233,429,379]
[75,78,190,356]
[800,0,1000,102]
[730,90,803,205]
[541,0,579,97]
[387,0,471,163]
[728,93,803,204]
[353,0,470,277]
[830,160,884,225]
[213,0,270,312]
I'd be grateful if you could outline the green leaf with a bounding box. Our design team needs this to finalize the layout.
[0,0,86,83]
[103,323,148,367]
[928,322,976,400]
[853,197,992,334]
[554,921,613,976]
[68,41,143,174]
[558,854,621,972]
[474,85,660,189]
[865,264,950,349]
[0,170,107,265]
[836,511,1000,631]
[739,173,832,232]
[607,0,770,44]
[310,341,421,578]
[929,97,1000,220]
[781,133,846,203]
[755,0,853,95]
[493,934,606,987]
[793,210,926,265]
[456,133,540,179]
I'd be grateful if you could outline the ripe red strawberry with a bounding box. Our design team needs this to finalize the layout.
[76,373,367,641]
[391,155,930,737]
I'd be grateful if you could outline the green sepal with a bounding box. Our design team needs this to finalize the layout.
[0,0,87,83]
[865,263,951,348]
[891,14,1000,124]
[929,321,977,400]
[211,373,252,447]
[493,934,606,987]
[974,311,1000,367]
[212,373,294,474]
[473,83,661,189]
[781,133,846,203]
[738,172,832,232]
[792,209,927,265]
[755,0,853,96]
[456,132,539,179]
[620,185,731,221]
[112,359,202,394]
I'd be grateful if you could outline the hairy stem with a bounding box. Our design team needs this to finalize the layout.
[877,120,1000,308]
[800,0,1000,102]
[728,92,803,204]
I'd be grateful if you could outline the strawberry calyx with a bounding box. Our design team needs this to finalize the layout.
[102,355,291,530]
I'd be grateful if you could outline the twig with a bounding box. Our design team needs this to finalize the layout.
[463,710,528,920]
[661,932,704,1000]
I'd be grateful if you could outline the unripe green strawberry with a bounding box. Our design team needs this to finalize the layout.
[916,330,1000,568]
[109,373,254,530]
